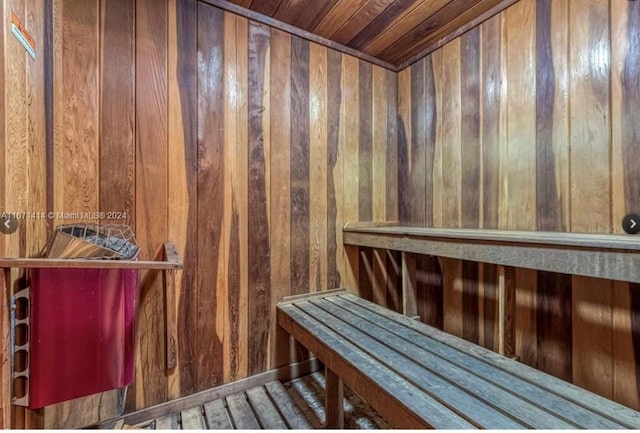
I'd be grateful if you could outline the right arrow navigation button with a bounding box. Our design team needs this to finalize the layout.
[623,213,640,235]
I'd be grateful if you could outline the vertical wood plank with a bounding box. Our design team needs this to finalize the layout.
[168,0,198,397]
[340,54,359,292]
[534,0,572,383]
[433,40,462,338]
[385,69,398,222]
[504,0,537,366]
[135,0,169,409]
[460,27,481,345]
[397,67,411,224]
[269,27,291,369]
[409,58,426,226]
[47,0,107,425]
[100,0,135,226]
[612,0,640,410]
[479,14,503,352]
[290,35,310,296]
[247,21,271,376]
[0,2,6,423]
[222,12,239,382]
[358,60,373,301]
[326,49,342,289]
[236,15,250,380]
[371,66,388,306]
[99,0,137,408]
[196,2,224,390]
[309,43,328,293]
[384,69,399,311]
[569,0,612,398]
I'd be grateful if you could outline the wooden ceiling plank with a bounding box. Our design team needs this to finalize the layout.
[361,0,452,56]
[348,0,420,50]
[395,0,518,68]
[294,0,342,31]
[312,0,369,38]
[377,0,486,63]
[234,0,252,7]
[250,0,283,17]
[273,0,316,25]
[331,0,397,45]
[200,0,397,70]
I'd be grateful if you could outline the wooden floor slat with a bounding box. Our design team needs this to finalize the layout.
[246,386,288,429]
[114,371,386,430]
[154,414,179,429]
[264,381,312,429]
[226,393,261,429]
[203,399,233,429]
[180,406,206,430]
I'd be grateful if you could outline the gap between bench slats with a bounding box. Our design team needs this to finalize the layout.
[339,294,640,429]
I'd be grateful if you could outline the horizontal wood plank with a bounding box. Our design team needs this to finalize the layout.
[329,295,626,429]
[0,242,183,269]
[343,224,640,283]
[338,293,640,428]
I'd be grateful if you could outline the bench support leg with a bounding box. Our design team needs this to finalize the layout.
[325,368,344,429]
[498,265,516,357]
[401,252,418,318]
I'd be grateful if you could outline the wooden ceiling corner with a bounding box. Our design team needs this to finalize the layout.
[222,0,520,70]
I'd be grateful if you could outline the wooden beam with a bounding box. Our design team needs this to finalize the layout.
[324,368,344,429]
[197,0,397,71]
[93,358,321,428]
[401,252,418,317]
[343,225,640,283]
[0,242,183,270]
[498,266,515,357]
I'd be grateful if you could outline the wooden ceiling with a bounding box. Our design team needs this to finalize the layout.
[224,0,518,69]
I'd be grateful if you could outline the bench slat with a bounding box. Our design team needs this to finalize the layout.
[277,304,476,429]
[340,293,640,428]
[297,300,530,429]
[329,295,626,429]
[306,298,586,429]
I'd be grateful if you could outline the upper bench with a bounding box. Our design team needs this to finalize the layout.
[343,222,640,283]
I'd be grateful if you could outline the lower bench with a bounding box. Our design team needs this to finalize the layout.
[277,289,640,429]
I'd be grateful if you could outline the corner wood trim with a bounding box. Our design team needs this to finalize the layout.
[92,358,321,429]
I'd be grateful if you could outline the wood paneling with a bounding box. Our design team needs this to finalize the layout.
[225,0,518,68]
[0,0,396,427]
[397,0,640,412]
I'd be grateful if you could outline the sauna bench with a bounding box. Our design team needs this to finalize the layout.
[276,290,640,429]
[343,222,640,283]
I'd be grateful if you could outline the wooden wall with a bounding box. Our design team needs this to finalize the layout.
[0,0,397,428]
[396,0,640,411]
